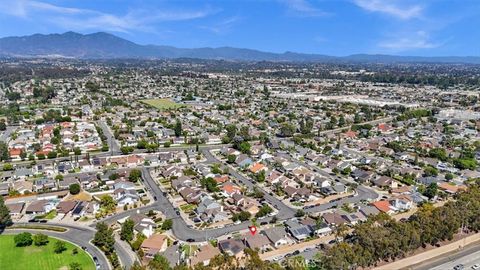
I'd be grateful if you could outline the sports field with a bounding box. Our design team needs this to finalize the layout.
[0,235,95,270]
[141,98,184,110]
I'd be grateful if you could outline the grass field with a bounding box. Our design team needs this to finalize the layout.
[0,235,95,270]
[141,98,184,110]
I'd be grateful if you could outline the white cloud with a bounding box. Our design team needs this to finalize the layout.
[281,0,330,17]
[379,31,441,50]
[0,0,214,33]
[200,16,241,34]
[353,0,423,20]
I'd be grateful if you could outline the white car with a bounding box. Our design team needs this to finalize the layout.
[471,264,480,270]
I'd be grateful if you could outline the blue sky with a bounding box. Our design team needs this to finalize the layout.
[0,0,478,56]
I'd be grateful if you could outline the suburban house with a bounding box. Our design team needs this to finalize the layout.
[141,234,168,258]
[263,227,290,248]
[218,239,245,258]
[190,244,221,267]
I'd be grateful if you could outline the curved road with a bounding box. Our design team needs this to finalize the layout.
[4,223,110,270]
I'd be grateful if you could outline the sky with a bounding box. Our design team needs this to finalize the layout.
[0,0,478,57]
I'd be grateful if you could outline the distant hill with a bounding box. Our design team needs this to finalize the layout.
[0,31,479,64]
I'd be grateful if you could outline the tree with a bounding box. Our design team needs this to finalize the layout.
[93,222,115,254]
[54,240,67,253]
[0,142,9,161]
[424,166,439,177]
[69,183,81,195]
[256,205,273,218]
[128,169,142,182]
[100,195,117,213]
[109,252,121,268]
[424,183,438,199]
[69,262,82,270]
[338,115,346,127]
[174,120,182,137]
[0,196,12,228]
[120,218,135,242]
[227,154,236,164]
[279,123,296,137]
[130,233,146,251]
[238,141,251,154]
[73,147,82,156]
[299,117,314,135]
[240,126,250,141]
[200,177,219,192]
[295,209,305,217]
[161,219,173,230]
[232,211,251,222]
[429,148,448,161]
[14,232,33,247]
[354,113,362,124]
[255,170,266,182]
[225,124,237,140]
[2,163,13,171]
[32,233,49,246]
[120,146,134,155]
[149,254,171,270]
[47,151,58,159]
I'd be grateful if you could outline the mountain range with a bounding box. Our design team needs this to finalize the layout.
[0,31,479,64]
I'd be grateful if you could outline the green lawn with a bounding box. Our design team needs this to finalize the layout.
[0,235,95,270]
[141,98,184,110]
[36,210,57,220]
[180,204,196,213]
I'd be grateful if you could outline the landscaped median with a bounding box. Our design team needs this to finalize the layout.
[8,224,68,232]
[0,234,95,270]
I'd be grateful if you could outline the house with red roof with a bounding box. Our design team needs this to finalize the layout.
[221,182,242,197]
[371,200,395,215]
[249,163,267,174]
[343,130,357,139]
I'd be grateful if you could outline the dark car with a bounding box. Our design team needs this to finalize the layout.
[153,196,157,201]
[186,238,195,243]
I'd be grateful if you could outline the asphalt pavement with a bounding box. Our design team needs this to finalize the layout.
[415,242,480,270]
[1,126,17,142]
[96,120,120,154]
